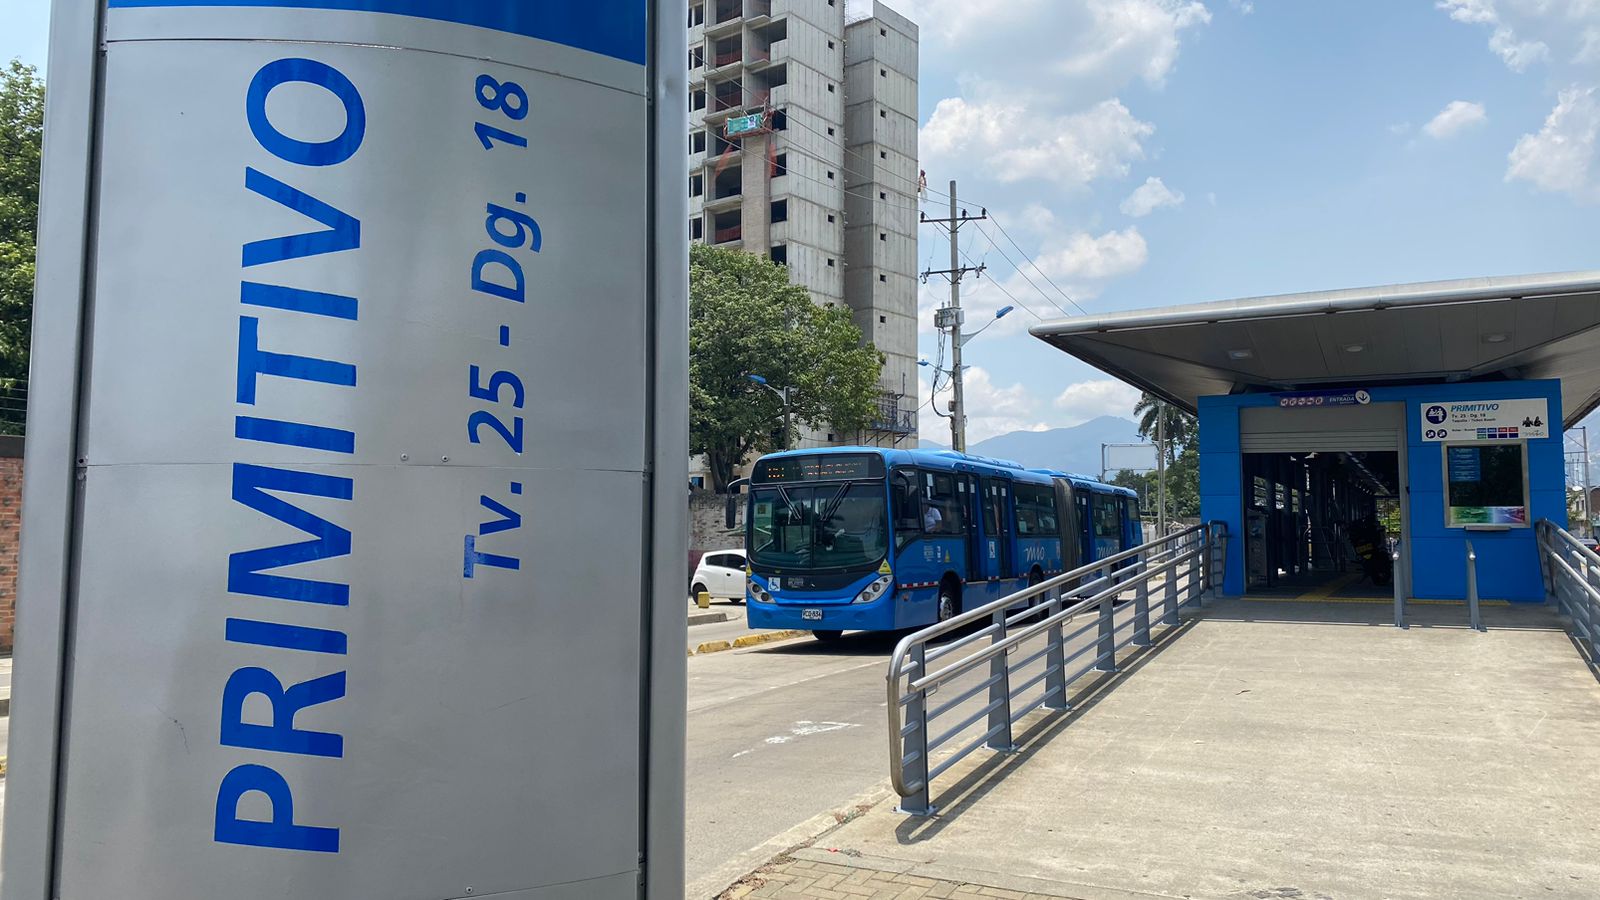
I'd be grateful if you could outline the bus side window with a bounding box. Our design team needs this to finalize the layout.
[891,470,920,546]
[923,473,963,535]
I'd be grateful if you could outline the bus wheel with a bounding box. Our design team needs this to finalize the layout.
[813,630,844,642]
[937,584,960,623]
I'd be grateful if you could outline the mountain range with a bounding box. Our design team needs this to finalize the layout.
[920,416,1149,477]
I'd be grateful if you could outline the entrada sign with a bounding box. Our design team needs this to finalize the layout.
[1276,389,1372,408]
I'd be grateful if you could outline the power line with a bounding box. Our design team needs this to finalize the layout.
[986,216,1090,317]
[964,222,1073,319]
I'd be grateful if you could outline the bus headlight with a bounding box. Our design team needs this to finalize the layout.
[749,577,773,604]
[854,575,893,604]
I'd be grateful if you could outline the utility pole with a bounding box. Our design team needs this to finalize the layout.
[922,180,987,452]
[1156,401,1167,536]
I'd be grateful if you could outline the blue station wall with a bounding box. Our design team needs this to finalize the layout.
[1200,380,1566,601]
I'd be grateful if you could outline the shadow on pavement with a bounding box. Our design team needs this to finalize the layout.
[892,615,1202,844]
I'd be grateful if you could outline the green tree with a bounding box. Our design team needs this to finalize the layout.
[691,243,884,491]
[0,59,45,434]
[1133,391,1196,465]
[1119,392,1201,525]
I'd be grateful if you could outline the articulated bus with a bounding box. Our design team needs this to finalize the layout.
[737,447,1141,640]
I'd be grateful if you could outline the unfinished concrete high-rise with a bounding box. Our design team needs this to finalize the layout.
[689,0,920,453]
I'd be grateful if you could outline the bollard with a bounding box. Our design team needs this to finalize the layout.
[1466,542,1482,632]
[697,591,711,610]
[1393,547,1405,628]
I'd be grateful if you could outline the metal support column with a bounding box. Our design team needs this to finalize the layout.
[898,643,933,815]
[1096,565,1117,672]
[1043,586,1069,710]
[987,606,1017,751]
[1133,565,1152,647]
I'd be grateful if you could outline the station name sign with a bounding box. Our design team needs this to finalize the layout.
[1420,399,1551,442]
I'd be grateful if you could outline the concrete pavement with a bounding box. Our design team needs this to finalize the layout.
[724,598,1600,900]
[686,631,899,899]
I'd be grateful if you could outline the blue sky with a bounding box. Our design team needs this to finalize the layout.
[885,0,1600,451]
[3,0,1597,466]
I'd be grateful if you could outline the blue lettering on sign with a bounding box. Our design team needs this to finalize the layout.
[215,765,340,853]
[106,0,650,66]
[247,58,366,167]
[217,57,366,855]
[459,71,537,577]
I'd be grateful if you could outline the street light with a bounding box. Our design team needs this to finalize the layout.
[956,305,1014,349]
[926,306,1014,451]
[747,374,796,451]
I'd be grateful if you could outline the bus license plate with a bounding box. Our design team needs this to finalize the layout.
[801,609,823,621]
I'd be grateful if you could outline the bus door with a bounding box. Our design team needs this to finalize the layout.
[978,477,1013,582]
[1053,479,1083,575]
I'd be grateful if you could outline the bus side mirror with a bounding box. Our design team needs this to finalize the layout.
[725,479,748,530]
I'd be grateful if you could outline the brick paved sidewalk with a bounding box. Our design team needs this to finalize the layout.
[722,858,1058,900]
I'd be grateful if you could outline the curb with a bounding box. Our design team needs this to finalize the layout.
[691,630,809,657]
[688,610,730,627]
[701,783,896,899]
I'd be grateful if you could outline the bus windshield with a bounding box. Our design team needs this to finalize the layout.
[749,482,889,571]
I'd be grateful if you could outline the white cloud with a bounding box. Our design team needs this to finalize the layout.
[1229,0,1254,12]
[1489,26,1551,70]
[921,97,1155,190]
[1034,228,1150,281]
[1053,0,1213,90]
[1120,176,1186,216]
[916,372,1145,445]
[1054,380,1143,425]
[919,368,1050,445]
[1506,86,1600,201]
[1438,0,1499,25]
[1423,100,1489,138]
[1432,0,1600,70]
[893,0,1211,109]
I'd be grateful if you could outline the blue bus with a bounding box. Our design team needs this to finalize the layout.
[736,447,1141,640]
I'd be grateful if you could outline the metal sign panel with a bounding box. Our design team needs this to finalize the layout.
[1421,399,1552,442]
[1101,443,1157,474]
[4,2,686,899]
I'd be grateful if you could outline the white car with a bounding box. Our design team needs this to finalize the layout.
[691,549,747,605]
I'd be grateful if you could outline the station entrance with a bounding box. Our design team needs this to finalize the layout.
[1238,403,1408,599]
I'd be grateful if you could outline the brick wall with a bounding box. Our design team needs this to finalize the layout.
[0,435,22,652]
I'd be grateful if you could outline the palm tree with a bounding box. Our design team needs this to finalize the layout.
[1133,392,1196,465]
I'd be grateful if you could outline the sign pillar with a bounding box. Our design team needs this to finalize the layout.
[4,2,686,899]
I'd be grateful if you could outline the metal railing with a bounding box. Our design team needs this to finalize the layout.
[886,522,1228,815]
[1538,520,1600,658]
[0,378,24,436]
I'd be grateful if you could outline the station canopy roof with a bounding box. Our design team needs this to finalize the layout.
[1030,271,1600,428]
